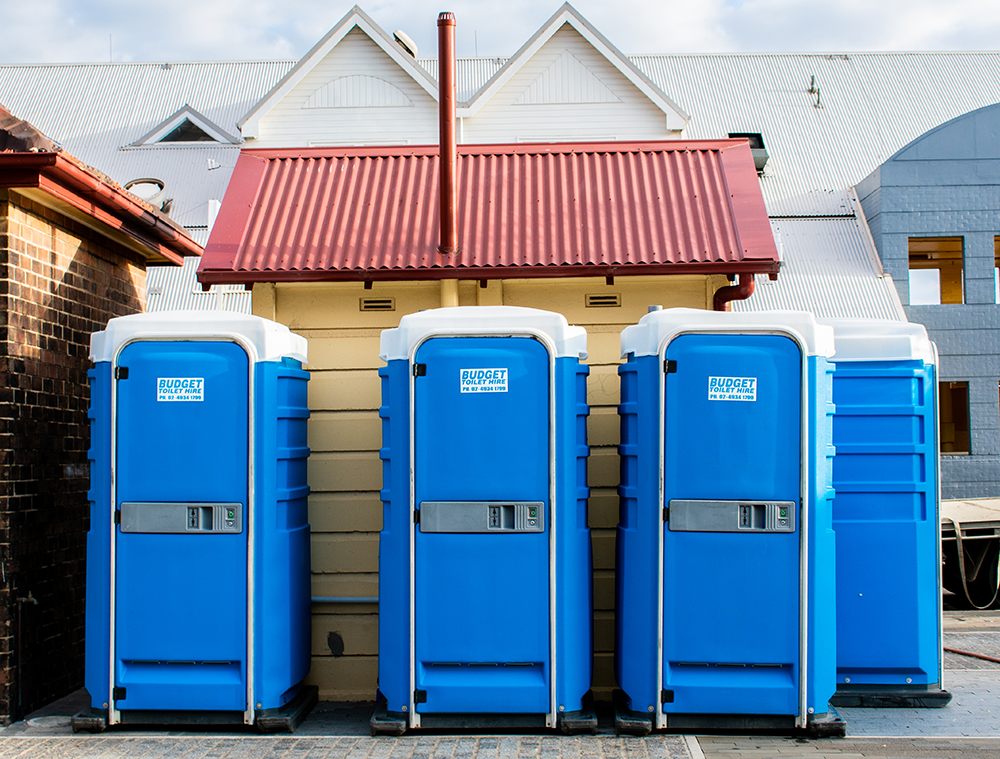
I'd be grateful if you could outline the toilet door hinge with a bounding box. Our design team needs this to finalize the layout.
[414,689,427,704]
[413,510,420,524]
[413,363,426,377]
[115,366,129,380]
[113,686,127,701]
[664,360,677,374]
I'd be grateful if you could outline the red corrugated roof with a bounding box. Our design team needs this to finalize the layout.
[198,140,778,284]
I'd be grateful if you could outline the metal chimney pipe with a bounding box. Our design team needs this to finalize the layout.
[437,11,460,256]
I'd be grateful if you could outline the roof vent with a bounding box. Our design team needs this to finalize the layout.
[393,30,418,58]
[360,296,396,312]
[585,293,621,308]
[729,132,768,173]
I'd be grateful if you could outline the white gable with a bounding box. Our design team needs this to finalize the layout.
[461,3,688,133]
[513,50,621,105]
[463,27,672,143]
[254,28,439,147]
[240,5,439,145]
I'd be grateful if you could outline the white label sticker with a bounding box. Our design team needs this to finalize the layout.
[708,376,757,402]
[157,377,204,402]
[460,368,508,393]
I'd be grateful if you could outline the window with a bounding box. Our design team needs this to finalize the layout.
[159,119,215,142]
[909,237,963,304]
[940,381,970,454]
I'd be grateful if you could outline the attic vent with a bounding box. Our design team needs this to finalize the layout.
[160,120,215,142]
[360,297,395,312]
[585,293,621,308]
[729,132,769,173]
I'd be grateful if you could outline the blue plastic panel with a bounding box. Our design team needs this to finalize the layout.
[662,334,802,715]
[616,332,837,721]
[413,337,550,713]
[114,341,249,712]
[85,365,113,709]
[553,356,593,713]
[252,357,312,709]
[378,360,413,713]
[832,360,940,686]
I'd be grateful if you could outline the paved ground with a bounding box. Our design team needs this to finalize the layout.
[0,734,701,759]
[0,611,996,758]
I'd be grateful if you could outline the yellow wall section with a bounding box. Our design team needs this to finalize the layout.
[256,274,724,702]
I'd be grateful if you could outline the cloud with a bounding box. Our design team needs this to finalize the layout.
[1,0,998,65]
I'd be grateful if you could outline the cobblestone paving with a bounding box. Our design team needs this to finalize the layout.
[0,735,696,759]
[838,670,999,738]
[698,736,1000,759]
[943,632,1000,669]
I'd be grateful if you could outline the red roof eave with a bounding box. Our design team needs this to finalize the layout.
[197,260,780,286]
[0,153,202,264]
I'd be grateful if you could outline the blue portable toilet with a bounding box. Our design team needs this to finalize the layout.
[821,319,950,708]
[373,306,593,734]
[78,311,314,732]
[615,307,842,735]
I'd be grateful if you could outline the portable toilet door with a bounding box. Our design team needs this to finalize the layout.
[616,308,841,735]
[376,307,591,732]
[821,319,949,708]
[84,312,310,728]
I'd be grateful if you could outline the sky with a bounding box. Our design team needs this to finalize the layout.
[2,0,999,65]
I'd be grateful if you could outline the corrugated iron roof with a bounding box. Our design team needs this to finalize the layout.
[147,257,251,313]
[198,139,778,284]
[0,60,294,228]
[733,190,905,320]
[620,51,1000,216]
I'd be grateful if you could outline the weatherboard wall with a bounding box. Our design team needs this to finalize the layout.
[252,275,722,701]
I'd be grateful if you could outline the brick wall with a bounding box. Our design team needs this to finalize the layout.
[0,189,147,723]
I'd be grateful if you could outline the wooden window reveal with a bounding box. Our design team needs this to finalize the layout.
[909,237,964,305]
[941,381,971,454]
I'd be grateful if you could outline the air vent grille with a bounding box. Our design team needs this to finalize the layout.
[585,293,621,308]
[360,297,396,312]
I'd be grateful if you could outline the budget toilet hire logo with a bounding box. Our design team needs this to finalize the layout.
[707,376,757,402]
[157,377,205,402]
[459,368,508,393]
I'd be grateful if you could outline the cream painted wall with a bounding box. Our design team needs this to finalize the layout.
[254,274,725,701]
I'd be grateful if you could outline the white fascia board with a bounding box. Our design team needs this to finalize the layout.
[461,2,689,129]
[239,5,439,138]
